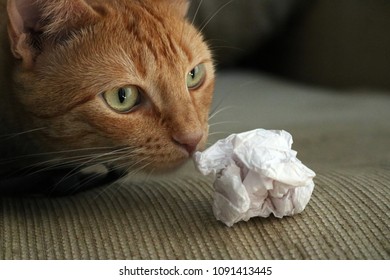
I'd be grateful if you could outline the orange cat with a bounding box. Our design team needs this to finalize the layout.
[0,0,214,192]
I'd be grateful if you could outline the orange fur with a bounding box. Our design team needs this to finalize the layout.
[0,0,214,175]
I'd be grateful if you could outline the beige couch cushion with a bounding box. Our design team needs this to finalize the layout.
[1,167,389,259]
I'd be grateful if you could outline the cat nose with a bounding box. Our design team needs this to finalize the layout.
[173,131,203,155]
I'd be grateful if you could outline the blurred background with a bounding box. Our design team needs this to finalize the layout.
[188,0,390,91]
[176,0,390,172]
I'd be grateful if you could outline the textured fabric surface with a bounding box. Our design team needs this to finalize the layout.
[1,167,389,260]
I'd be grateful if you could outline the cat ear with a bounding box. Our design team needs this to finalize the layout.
[7,0,101,68]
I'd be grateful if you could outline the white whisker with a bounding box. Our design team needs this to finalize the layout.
[0,146,115,165]
[199,0,235,33]
[52,147,136,188]
[143,168,156,184]
[113,155,152,174]
[92,158,152,201]
[191,0,204,26]
[207,131,230,141]
[209,120,239,127]
[0,127,46,140]
[209,106,234,121]
[19,152,117,176]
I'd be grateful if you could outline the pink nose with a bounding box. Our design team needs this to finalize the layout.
[173,131,203,155]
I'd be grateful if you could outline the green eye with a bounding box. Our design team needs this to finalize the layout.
[187,64,206,89]
[103,86,140,113]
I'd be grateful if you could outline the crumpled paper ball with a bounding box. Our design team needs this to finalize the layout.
[194,129,316,227]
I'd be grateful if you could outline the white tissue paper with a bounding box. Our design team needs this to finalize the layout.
[194,129,316,227]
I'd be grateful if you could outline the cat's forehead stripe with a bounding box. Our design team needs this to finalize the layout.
[124,4,192,66]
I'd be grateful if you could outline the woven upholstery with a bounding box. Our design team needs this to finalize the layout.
[1,167,389,260]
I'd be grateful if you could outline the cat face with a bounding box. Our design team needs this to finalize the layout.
[6,0,214,173]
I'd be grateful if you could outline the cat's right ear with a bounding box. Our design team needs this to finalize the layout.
[7,0,101,69]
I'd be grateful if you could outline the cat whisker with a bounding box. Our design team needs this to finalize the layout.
[6,146,141,179]
[0,127,47,140]
[56,154,148,197]
[143,167,156,184]
[207,131,230,144]
[209,120,239,127]
[208,106,234,121]
[106,152,153,184]
[205,38,245,53]
[206,130,231,148]
[191,0,204,26]
[199,0,235,33]
[52,147,137,189]
[101,146,150,164]
[113,154,152,174]
[35,146,114,156]
[65,170,110,195]
[92,158,153,201]
[10,156,90,177]
[18,152,116,176]
[208,131,230,136]
[54,147,136,179]
[43,147,150,195]
[0,146,115,165]
[208,45,245,52]
[210,77,262,120]
[75,148,150,182]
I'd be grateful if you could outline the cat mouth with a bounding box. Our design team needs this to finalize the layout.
[174,143,197,157]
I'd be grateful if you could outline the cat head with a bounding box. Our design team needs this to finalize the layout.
[6,0,215,172]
